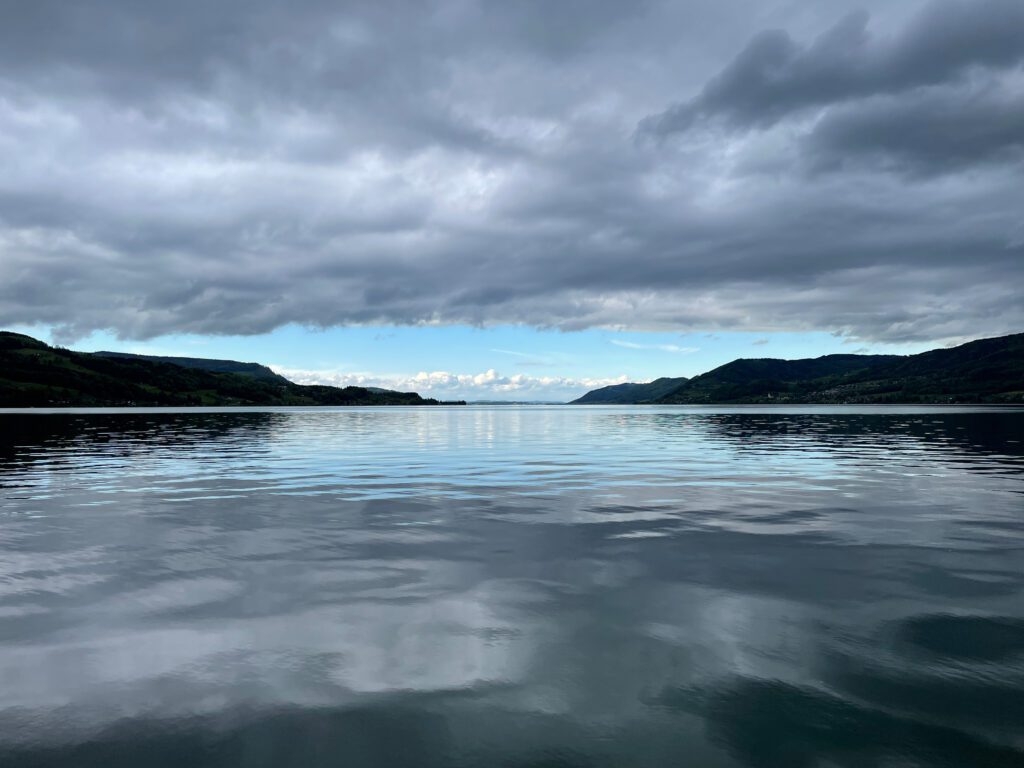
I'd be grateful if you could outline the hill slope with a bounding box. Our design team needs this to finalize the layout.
[93,351,290,384]
[570,334,1024,404]
[570,377,688,404]
[0,332,460,407]
[657,354,899,404]
[658,335,1023,404]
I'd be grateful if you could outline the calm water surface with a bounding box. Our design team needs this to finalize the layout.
[1,406,1023,767]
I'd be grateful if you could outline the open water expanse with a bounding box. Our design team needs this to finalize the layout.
[0,405,1022,767]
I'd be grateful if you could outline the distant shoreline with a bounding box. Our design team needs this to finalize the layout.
[4,329,1021,408]
[0,331,467,408]
[3,403,1022,415]
[571,332,1023,406]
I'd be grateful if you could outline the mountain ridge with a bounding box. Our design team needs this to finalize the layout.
[0,332,464,407]
[571,334,1024,405]
[92,351,290,384]
[570,377,689,405]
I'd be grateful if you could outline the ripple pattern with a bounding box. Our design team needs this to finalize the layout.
[0,405,1022,767]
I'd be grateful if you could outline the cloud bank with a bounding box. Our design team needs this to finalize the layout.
[1,0,1021,344]
[275,367,629,402]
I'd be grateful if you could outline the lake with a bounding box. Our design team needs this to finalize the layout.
[1,406,1022,767]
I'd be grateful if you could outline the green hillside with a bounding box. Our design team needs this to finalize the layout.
[657,354,899,404]
[570,377,689,404]
[657,335,1023,404]
[92,351,290,383]
[0,332,461,407]
[569,334,1024,405]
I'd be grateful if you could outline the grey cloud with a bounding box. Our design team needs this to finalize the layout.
[0,0,1022,345]
[806,85,1024,175]
[641,0,1024,135]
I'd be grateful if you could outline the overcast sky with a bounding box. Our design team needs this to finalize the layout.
[2,0,1022,399]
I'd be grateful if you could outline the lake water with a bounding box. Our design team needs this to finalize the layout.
[0,406,1022,767]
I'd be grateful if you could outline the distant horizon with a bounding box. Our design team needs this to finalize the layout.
[8,324,1011,402]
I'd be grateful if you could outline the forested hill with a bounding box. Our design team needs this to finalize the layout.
[570,377,689,404]
[571,333,1024,405]
[93,351,290,384]
[0,332,462,407]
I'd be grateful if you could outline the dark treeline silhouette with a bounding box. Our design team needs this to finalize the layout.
[0,332,464,407]
[573,333,1024,404]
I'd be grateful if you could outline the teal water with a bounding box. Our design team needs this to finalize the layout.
[1,406,1023,767]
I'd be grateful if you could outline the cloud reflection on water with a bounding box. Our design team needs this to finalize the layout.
[0,406,1022,766]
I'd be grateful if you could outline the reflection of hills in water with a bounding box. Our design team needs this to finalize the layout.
[1,411,284,454]
[690,411,1024,467]
[4,408,1021,468]
[0,412,286,490]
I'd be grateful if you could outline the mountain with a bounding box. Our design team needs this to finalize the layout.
[0,332,462,407]
[657,354,900,404]
[571,333,1024,404]
[92,351,290,384]
[570,377,689,404]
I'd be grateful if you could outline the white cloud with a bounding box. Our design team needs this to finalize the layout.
[490,348,534,358]
[272,366,630,401]
[610,340,699,353]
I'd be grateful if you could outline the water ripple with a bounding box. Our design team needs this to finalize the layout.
[0,405,1022,766]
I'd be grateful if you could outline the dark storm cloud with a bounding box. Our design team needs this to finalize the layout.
[641,0,1024,134]
[0,0,1022,344]
[806,86,1024,175]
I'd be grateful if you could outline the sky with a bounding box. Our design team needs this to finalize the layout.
[2,0,1022,400]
